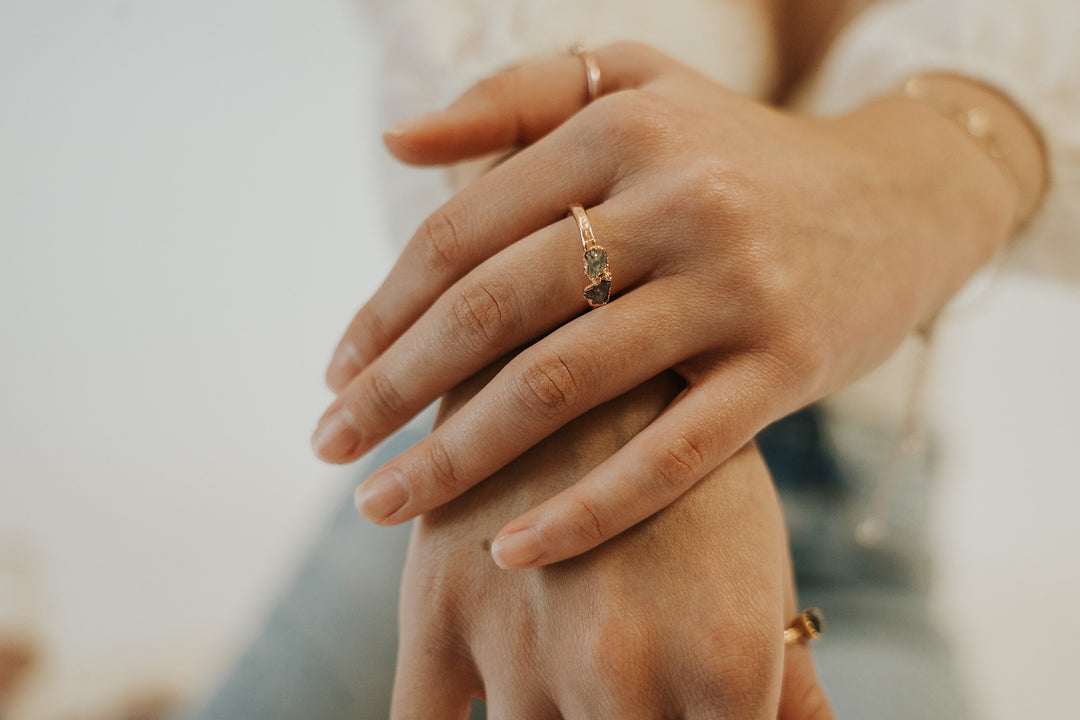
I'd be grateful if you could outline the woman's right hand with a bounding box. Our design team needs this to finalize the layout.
[391,366,832,719]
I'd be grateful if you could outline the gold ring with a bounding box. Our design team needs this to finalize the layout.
[784,608,824,646]
[569,204,612,308]
[570,42,601,102]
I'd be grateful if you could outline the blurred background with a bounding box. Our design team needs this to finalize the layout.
[1,1,1078,718]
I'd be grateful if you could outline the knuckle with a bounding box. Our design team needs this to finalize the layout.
[423,438,466,496]
[571,88,679,179]
[782,322,830,382]
[364,368,409,421]
[686,160,758,220]
[513,351,582,420]
[447,278,513,351]
[582,604,655,690]
[356,302,392,358]
[651,431,708,493]
[588,89,673,146]
[694,623,778,712]
[702,650,774,714]
[748,313,832,398]
[568,496,606,547]
[416,205,468,277]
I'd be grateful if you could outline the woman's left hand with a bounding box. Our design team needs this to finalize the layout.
[313,42,1014,568]
[391,364,831,719]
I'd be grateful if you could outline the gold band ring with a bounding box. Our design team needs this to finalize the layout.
[784,608,824,646]
[569,204,612,308]
[570,42,601,102]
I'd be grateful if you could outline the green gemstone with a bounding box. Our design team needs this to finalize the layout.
[584,248,608,280]
[583,277,611,307]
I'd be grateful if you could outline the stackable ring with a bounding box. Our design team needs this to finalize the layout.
[784,608,825,646]
[570,42,601,102]
[569,204,612,308]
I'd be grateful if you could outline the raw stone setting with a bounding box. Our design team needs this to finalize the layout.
[583,277,611,307]
[584,248,608,280]
[804,608,824,636]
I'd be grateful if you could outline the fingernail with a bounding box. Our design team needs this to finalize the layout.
[385,113,435,137]
[311,407,361,462]
[491,527,544,569]
[326,341,361,393]
[354,470,408,521]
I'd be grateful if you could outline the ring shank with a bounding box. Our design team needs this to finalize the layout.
[570,43,601,102]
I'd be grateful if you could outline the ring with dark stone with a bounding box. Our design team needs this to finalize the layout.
[784,608,826,645]
[569,204,613,309]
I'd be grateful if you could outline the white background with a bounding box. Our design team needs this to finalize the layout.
[1,1,1078,718]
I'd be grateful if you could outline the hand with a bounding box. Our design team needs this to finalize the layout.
[314,42,1016,567]
[391,366,831,719]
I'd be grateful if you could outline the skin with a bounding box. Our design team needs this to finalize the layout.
[311,5,1047,714]
[392,363,831,719]
[311,42,1043,568]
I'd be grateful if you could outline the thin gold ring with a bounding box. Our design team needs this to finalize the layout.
[569,204,612,308]
[784,608,824,646]
[570,42,601,102]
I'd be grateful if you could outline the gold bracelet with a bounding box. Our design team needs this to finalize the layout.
[856,75,1050,547]
[901,74,1049,228]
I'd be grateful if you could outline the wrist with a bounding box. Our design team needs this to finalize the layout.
[899,73,1049,229]
[825,94,1023,324]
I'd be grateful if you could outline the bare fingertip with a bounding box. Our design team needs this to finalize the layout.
[385,112,438,137]
[311,407,362,463]
[354,469,409,523]
[325,341,362,394]
[490,527,544,569]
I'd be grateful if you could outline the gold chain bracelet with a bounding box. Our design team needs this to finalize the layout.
[901,74,1050,229]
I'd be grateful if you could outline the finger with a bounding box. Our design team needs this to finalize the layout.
[350,279,702,524]
[391,617,478,720]
[325,96,631,394]
[484,694,560,720]
[479,668,562,720]
[489,356,801,568]
[327,43,677,394]
[317,193,662,463]
[778,645,833,720]
[777,544,833,720]
[553,656,673,720]
[390,654,476,720]
[670,445,787,720]
[469,608,563,720]
[384,41,669,166]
